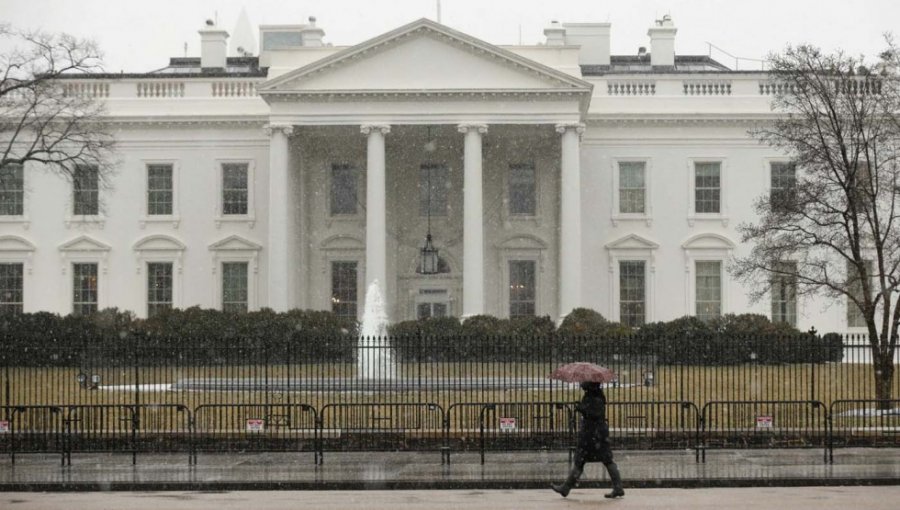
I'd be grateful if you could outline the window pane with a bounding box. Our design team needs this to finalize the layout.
[509,163,536,215]
[222,163,248,215]
[0,163,24,216]
[73,165,99,215]
[694,162,720,213]
[222,262,248,313]
[72,263,98,316]
[147,262,173,317]
[330,164,357,215]
[0,263,24,315]
[417,303,432,319]
[847,260,872,328]
[331,261,357,319]
[618,162,646,214]
[509,260,536,318]
[419,164,449,216]
[147,164,173,215]
[770,162,796,212]
[696,261,722,322]
[620,260,646,327]
[771,261,797,326]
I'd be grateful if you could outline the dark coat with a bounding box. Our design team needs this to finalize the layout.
[574,386,613,464]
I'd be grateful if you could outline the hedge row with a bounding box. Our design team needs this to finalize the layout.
[0,307,843,366]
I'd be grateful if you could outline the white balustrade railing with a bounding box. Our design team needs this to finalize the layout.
[683,80,732,96]
[136,82,185,98]
[62,82,110,98]
[211,81,258,97]
[607,81,656,96]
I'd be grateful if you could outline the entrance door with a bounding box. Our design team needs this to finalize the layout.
[416,288,450,319]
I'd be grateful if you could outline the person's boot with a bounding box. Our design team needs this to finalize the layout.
[550,482,571,497]
[604,462,625,498]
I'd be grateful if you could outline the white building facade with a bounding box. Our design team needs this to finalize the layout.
[0,16,858,333]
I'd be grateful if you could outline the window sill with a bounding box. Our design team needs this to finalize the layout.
[325,214,363,228]
[215,215,256,229]
[687,214,729,227]
[0,216,30,230]
[611,214,652,227]
[65,215,105,229]
[140,215,181,229]
[503,214,543,227]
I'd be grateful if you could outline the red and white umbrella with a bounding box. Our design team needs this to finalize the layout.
[549,362,617,384]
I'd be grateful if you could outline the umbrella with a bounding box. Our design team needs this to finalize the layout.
[549,362,617,384]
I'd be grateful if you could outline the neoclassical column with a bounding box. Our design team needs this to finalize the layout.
[458,123,487,317]
[556,122,585,320]
[361,124,390,292]
[266,123,294,311]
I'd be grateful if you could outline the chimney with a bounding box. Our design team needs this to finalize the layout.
[300,16,325,47]
[199,20,229,70]
[563,23,610,67]
[647,14,677,69]
[543,20,566,46]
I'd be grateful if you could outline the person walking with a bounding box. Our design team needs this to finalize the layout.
[551,381,624,499]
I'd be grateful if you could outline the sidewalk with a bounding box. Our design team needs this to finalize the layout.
[2,448,899,491]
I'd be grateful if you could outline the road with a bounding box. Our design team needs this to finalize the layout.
[2,487,899,509]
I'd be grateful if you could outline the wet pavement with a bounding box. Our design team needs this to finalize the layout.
[1,447,899,491]
[4,486,900,510]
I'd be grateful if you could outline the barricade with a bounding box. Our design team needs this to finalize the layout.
[133,404,193,463]
[606,401,701,459]
[699,400,828,463]
[64,405,138,465]
[318,403,445,464]
[0,405,66,465]
[445,402,577,465]
[192,403,317,464]
[828,399,900,463]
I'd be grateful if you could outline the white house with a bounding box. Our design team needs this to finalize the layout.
[0,15,859,333]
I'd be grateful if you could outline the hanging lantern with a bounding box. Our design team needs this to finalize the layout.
[420,233,440,274]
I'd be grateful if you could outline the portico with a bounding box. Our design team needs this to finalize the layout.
[258,19,592,321]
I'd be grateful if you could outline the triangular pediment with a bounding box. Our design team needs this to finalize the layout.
[58,235,110,253]
[605,234,659,251]
[209,235,262,252]
[260,18,591,94]
[133,234,186,252]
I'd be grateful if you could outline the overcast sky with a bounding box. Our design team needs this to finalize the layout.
[4,0,899,72]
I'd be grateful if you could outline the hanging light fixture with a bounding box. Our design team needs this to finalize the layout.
[420,126,440,275]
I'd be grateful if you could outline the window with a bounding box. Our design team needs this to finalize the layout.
[509,260,536,318]
[147,164,173,216]
[419,164,449,217]
[770,162,796,212]
[72,263,98,316]
[508,163,536,215]
[0,263,23,315]
[416,289,449,319]
[222,163,248,215]
[847,260,872,328]
[330,164,357,215]
[619,260,646,327]
[694,162,721,214]
[618,162,646,214]
[0,163,24,216]
[695,261,722,322]
[222,262,248,313]
[147,262,173,317]
[73,165,99,215]
[771,261,797,326]
[331,261,358,319]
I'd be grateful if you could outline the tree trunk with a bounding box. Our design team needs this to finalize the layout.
[873,350,896,409]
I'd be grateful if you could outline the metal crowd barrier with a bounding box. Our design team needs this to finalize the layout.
[192,403,318,465]
[699,400,828,463]
[606,401,701,460]
[828,399,900,463]
[445,401,577,465]
[0,405,66,465]
[318,402,445,465]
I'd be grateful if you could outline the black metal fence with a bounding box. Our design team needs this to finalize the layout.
[1,333,898,464]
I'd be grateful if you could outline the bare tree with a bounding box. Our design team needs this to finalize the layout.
[0,25,115,200]
[733,41,900,405]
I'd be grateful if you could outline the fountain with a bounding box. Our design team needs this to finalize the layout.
[357,280,397,380]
